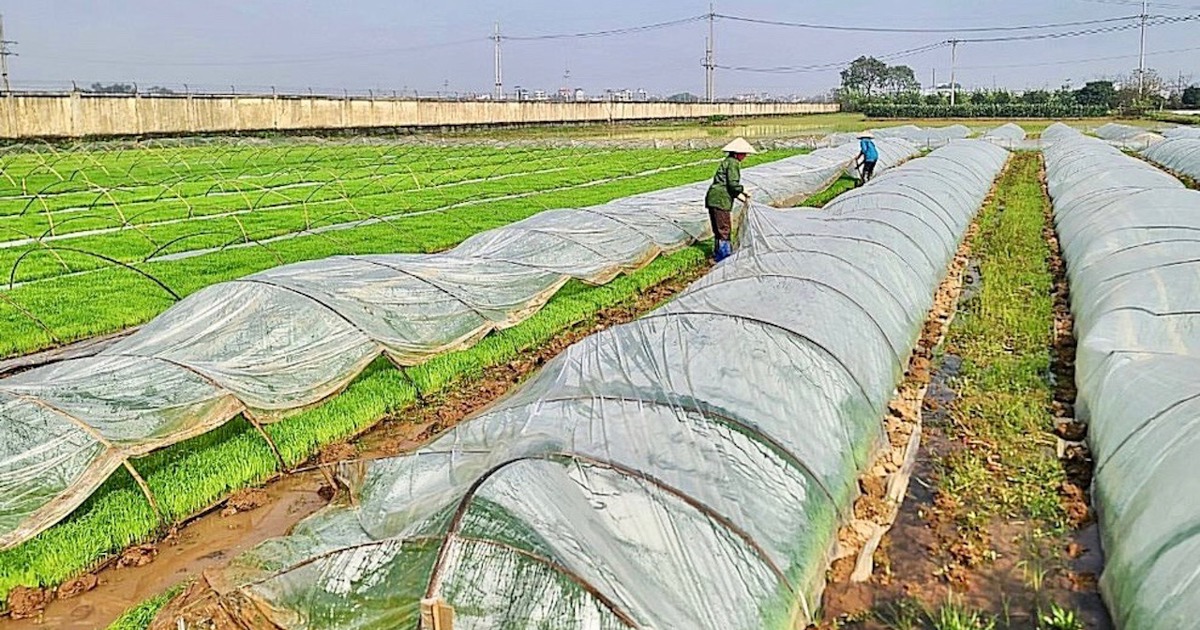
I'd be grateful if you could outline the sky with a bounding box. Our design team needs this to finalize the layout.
[4,0,1199,97]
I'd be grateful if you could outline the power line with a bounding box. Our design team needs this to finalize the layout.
[713,12,1143,33]
[953,13,1200,42]
[717,42,950,74]
[504,15,707,41]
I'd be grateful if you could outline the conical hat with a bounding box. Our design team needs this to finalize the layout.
[721,137,757,154]
[857,130,874,139]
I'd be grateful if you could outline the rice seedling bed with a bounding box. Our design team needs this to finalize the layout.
[0,243,710,615]
[0,146,795,358]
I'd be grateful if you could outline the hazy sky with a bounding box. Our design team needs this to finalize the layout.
[5,0,1199,96]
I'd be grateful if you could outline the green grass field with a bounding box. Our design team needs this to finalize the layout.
[0,141,796,358]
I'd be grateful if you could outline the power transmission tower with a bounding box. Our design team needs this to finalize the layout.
[704,3,715,103]
[493,22,504,100]
[1138,1,1148,95]
[949,39,961,106]
[0,15,16,94]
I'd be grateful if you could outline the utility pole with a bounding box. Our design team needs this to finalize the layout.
[704,3,715,103]
[493,22,504,100]
[0,15,15,94]
[949,39,960,106]
[1138,1,1148,96]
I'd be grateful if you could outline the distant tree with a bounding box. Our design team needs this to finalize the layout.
[924,92,946,106]
[88,82,136,94]
[145,86,177,95]
[840,56,890,98]
[1183,86,1200,108]
[1074,81,1117,109]
[1052,87,1077,106]
[1115,70,1166,111]
[991,90,1013,105]
[968,90,991,105]
[883,65,921,95]
[1021,90,1051,105]
[666,92,700,103]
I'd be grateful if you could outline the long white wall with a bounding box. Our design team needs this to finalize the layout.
[0,94,838,138]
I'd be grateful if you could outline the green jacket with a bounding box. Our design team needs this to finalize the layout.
[704,156,744,211]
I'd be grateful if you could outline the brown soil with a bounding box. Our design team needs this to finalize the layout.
[116,544,158,570]
[220,488,270,518]
[4,589,47,621]
[55,575,98,601]
[0,261,710,630]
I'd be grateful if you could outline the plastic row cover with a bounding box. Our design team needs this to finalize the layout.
[1161,125,1200,140]
[1142,137,1200,181]
[1092,122,1165,149]
[191,141,1010,630]
[824,124,973,148]
[1042,122,1200,629]
[742,139,916,204]
[981,123,1027,146]
[0,141,923,551]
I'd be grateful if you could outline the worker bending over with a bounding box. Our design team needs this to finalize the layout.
[856,130,879,184]
[705,137,756,262]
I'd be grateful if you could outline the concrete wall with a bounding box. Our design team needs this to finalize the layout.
[0,94,839,139]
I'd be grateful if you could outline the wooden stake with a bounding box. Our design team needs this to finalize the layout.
[420,598,454,630]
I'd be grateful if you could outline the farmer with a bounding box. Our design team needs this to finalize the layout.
[705,137,756,262]
[855,130,879,184]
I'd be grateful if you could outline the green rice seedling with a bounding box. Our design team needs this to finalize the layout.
[105,584,184,630]
[0,149,796,359]
[0,244,708,607]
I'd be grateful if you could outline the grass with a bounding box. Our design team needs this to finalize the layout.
[937,151,1065,534]
[920,152,1083,626]
[105,584,184,630]
[799,176,858,207]
[0,146,795,358]
[0,243,710,609]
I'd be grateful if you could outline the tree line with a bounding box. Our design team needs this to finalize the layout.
[837,56,1199,118]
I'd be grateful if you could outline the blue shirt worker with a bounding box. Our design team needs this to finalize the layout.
[856,131,879,183]
[704,137,756,262]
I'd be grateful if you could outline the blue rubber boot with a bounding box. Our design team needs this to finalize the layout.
[715,239,732,262]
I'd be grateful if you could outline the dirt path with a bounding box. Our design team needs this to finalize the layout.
[1,264,709,630]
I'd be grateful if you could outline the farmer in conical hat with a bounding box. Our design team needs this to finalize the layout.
[704,137,756,262]
[855,130,879,185]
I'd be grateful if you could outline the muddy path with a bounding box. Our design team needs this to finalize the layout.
[2,264,710,630]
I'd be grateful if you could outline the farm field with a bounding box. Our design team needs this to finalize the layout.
[0,134,830,625]
[6,119,1199,630]
[0,141,796,359]
[462,112,1158,142]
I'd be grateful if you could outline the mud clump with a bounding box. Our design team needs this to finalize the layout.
[117,543,158,569]
[221,487,270,517]
[318,442,357,464]
[1060,482,1093,527]
[7,586,49,619]
[56,573,99,599]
